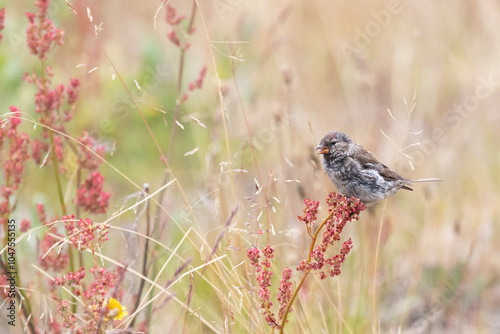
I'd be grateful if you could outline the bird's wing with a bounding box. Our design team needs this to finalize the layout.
[353,148,403,182]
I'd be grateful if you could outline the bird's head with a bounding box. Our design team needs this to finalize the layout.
[316,131,352,159]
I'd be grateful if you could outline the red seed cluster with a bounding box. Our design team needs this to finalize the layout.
[25,0,64,60]
[76,172,111,214]
[296,193,365,280]
[64,215,110,252]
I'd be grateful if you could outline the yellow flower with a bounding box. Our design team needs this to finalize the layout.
[106,298,128,320]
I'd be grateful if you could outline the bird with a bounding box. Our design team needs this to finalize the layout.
[317,131,441,205]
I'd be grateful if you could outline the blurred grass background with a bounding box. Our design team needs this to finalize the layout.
[1,0,500,332]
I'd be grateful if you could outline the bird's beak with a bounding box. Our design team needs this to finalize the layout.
[316,146,330,154]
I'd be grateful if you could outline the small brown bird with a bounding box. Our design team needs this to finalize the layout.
[317,131,441,205]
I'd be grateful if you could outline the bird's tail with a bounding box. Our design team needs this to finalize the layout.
[410,178,442,183]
